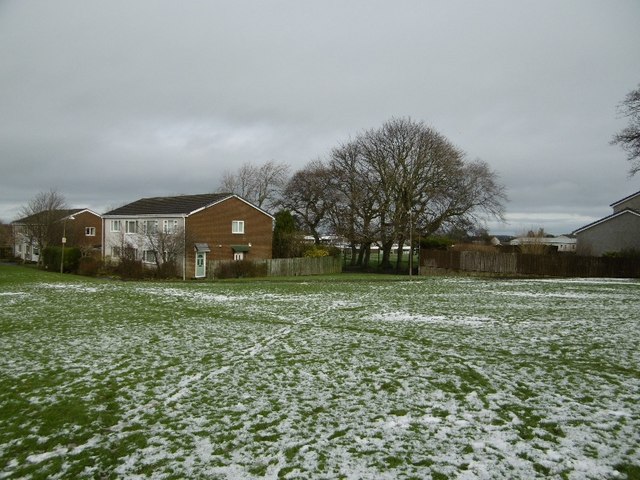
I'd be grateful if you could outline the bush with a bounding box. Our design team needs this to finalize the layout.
[155,261,179,279]
[214,260,268,279]
[42,246,81,273]
[420,236,453,250]
[77,256,102,277]
[114,258,145,280]
[603,249,640,259]
[303,245,330,257]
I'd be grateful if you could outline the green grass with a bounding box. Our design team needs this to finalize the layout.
[1,265,639,479]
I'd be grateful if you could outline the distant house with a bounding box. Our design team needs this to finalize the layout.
[509,235,577,253]
[0,223,12,259]
[102,193,274,279]
[573,190,640,256]
[12,208,102,262]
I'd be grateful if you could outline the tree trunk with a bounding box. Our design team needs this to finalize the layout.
[396,235,405,270]
[380,239,394,269]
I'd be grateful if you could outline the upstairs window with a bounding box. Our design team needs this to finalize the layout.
[125,220,138,234]
[110,220,121,232]
[85,227,96,236]
[232,220,245,234]
[163,219,179,234]
[143,220,158,234]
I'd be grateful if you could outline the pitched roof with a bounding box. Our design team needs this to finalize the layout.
[610,190,640,208]
[103,193,235,216]
[573,208,640,235]
[13,208,85,224]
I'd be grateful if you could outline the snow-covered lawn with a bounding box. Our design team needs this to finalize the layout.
[1,267,639,479]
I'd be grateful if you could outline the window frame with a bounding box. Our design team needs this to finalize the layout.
[163,219,179,234]
[143,220,158,235]
[110,220,121,233]
[142,250,157,264]
[232,220,245,234]
[85,227,96,237]
[125,220,138,234]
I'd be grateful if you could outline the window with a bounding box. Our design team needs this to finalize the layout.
[85,227,96,236]
[232,220,245,234]
[125,220,138,234]
[111,246,121,258]
[234,252,244,261]
[143,220,157,234]
[110,220,121,232]
[142,250,156,263]
[163,219,178,234]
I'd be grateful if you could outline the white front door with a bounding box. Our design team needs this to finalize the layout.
[195,252,206,278]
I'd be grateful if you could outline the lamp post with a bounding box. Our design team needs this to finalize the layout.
[60,215,75,273]
[409,210,413,279]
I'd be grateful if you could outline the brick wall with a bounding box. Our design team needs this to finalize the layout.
[67,211,103,250]
[185,197,273,278]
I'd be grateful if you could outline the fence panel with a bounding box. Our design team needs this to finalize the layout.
[209,256,342,278]
[420,249,640,278]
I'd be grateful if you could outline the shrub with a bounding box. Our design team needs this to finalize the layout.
[155,261,179,279]
[114,258,145,280]
[603,249,640,259]
[303,245,330,258]
[77,256,102,277]
[214,260,268,279]
[42,246,81,273]
[420,236,453,250]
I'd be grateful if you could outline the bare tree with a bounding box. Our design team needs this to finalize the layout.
[140,220,189,277]
[611,84,640,176]
[327,118,506,269]
[17,189,68,264]
[218,160,289,211]
[281,159,335,244]
[328,140,380,266]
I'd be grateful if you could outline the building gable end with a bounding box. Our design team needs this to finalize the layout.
[573,209,640,235]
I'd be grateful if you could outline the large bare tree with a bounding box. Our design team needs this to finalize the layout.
[611,83,640,176]
[17,189,68,264]
[218,160,289,211]
[280,159,335,244]
[305,118,506,269]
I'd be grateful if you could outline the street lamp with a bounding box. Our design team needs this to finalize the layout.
[408,209,419,279]
[60,215,75,273]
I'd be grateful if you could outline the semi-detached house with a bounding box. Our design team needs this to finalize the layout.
[573,190,640,256]
[102,193,274,279]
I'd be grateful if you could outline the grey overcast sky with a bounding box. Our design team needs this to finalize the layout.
[1,1,639,235]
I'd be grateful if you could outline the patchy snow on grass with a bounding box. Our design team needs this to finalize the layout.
[1,273,639,479]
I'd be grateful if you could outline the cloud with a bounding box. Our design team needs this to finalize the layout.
[1,0,639,231]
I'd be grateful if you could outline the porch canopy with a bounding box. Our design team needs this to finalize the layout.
[231,245,250,252]
[194,243,211,253]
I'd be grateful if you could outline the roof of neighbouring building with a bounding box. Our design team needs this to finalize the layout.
[13,208,88,224]
[573,208,640,235]
[610,190,640,209]
[103,193,233,216]
[103,193,275,218]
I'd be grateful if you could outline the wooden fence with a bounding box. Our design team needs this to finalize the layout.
[209,256,342,278]
[421,250,640,278]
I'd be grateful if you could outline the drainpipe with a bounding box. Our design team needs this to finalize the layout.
[182,215,186,281]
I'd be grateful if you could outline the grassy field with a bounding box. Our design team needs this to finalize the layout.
[0,265,639,479]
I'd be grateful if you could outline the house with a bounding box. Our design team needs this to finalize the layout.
[0,223,12,259]
[573,190,640,256]
[509,235,577,253]
[101,193,274,279]
[12,208,102,262]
